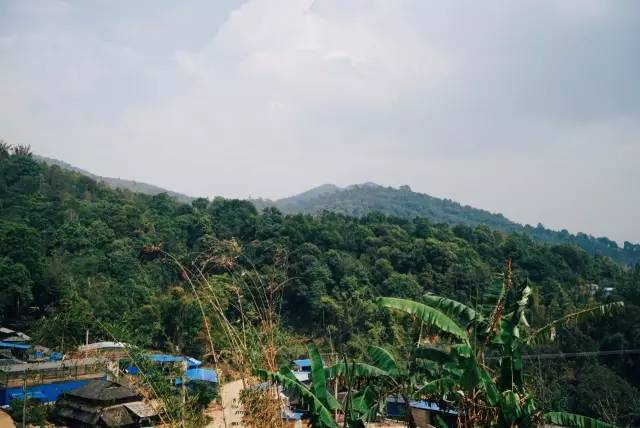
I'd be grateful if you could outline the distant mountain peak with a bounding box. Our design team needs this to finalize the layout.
[35,155,195,203]
[346,182,383,190]
[252,182,639,264]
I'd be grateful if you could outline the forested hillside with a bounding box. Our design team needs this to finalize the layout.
[1,146,640,424]
[255,183,640,265]
[37,156,640,265]
[36,154,195,204]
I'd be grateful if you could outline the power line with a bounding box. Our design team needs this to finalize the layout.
[488,349,640,360]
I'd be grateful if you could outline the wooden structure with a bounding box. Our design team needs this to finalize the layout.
[50,379,157,427]
[0,358,109,405]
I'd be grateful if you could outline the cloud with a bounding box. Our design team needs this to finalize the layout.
[0,0,638,243]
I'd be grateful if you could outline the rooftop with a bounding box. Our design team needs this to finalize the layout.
[292,359,312,368]
[78,341,128,352]
[0,357,105,373]
[65,379,140,403]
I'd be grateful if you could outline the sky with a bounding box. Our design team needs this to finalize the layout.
[1,1,639,244]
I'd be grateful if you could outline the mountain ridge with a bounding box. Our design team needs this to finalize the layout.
[254,182,640,265]
[37,155,640,265]
[36,155,195,204]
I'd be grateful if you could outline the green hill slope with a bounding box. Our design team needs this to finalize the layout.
[35,155,194,204]
[1,146,640,423]
[255,183,640,265]
[31,155,640,265]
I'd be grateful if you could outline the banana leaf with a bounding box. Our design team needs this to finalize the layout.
[255,368,339,428]
[367,345,400,376]
[544,412,619,428]
[423,294,478,324]
[377,297,469,343]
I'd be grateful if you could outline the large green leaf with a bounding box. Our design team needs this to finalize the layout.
[377,297,469,343]
[423,294,478,324]
[416,377,457,396]
[434,415,448,428]
[367,345,400,376]
[500,390,522,424]
[255,368,339,428]
[544,412,618,428]
[459,357,499,406]
[325,362,389,379]
[527,302,624,345]
[350,386,380,422]
[308,344,329,407]
[413,346,456,365]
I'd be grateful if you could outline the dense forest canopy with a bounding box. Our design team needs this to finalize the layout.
[254,183,640,265]
[37,155,640,266]
[1,147,640,424]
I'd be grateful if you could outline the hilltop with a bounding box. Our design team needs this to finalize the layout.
[35,155,194,204]
[34,156,640,265]
[254,183,640,265]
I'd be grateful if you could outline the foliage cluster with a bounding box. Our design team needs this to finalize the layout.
[1,148,639,424]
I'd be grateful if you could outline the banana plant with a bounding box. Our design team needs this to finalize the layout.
[377,265,623,428]
[255,344,340,428]
[326,345,420,428]
[257,344,384,428]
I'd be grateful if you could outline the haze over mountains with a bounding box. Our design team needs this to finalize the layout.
[36,155,195,204]
[38,155,640,265]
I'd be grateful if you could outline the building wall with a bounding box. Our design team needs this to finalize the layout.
[411,408,432,428]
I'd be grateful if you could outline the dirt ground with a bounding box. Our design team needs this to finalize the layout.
[0,410,16,428]
[206,379,245,428]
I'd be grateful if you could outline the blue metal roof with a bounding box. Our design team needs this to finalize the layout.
[186,357,202,368]
[49,352,63,361]
[148,354,202,368]
[148,354,184,363]
[185,368,218,383]
[10,391,47,400]
[282,411,304,420]
[386,396,457,415]
[292,359,312,368]
[0,341,31,350]
[125,354,202,375]
[410,400,457,415]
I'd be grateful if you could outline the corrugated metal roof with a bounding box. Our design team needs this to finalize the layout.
[292,359,312,367]
[293,371,310,382]
[0,357,105,373]
[185,368,218,383]
[0,341,31,350]
[78,342,127,352]
[2,333,31,342]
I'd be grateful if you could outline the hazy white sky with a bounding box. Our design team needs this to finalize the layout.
[1,0,638,243]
